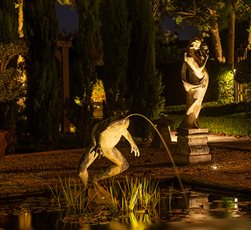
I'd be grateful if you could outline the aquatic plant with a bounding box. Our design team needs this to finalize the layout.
[103,176,160,215]
[49,176,160,219]
[49,177,90,214]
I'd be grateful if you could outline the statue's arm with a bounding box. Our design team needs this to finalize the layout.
[123,130,140,157]
[184,52,208,79]
[90,123,104,158]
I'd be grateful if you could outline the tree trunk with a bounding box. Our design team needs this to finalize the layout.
[227,0,236,68]
[18,0,24,38]
[248,18,251,50]
[209,9,224,63]
[0,131,8,164]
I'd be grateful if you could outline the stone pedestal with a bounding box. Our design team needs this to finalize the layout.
[151,117,173,149]
[174,128,211,165]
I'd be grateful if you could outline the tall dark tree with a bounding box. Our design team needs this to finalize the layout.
[24,0,60,145]
[0,0,18,43]
[72,0,100,145]
[127,0,165,137]
[226,0,237,67]
[100,0,131,116]
[0,0,22,153]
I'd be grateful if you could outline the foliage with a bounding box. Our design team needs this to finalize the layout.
[50,176,160,217]
[207,62,235,104]
[91,79,106,103]
[56,0,74,5]
[149,71,166,119]
[155,29,183,64]
[246,83,251,102]
[159,0,251,33]
[0,0,22,152]
[167,101,251,115]
[100,0,131,115]
[0,0,19,43]
[158,0,223,31]
[0,69,24,103]
[235,57,251,83]
[24,0,60,144]
[0,1,21,104]
[126,0,165,137]
[69,0,100,145]
[216,65,235,104]
[156,0,251,64]
[200,114,251,136]
[103,176,160,214]
[49,177,89,214]
[0,42,27,103]
[168,110,251,137]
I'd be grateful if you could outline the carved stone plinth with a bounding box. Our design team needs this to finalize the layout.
[174,128,211,165]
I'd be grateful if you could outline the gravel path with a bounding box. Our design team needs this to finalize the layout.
[0,139,251,201]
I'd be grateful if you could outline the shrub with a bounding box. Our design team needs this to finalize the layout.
[216,65,235,104]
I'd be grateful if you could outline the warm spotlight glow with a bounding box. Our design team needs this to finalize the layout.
[211,165,218,170]
[91,79,106,103]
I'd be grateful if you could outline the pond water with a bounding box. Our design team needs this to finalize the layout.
[0,186,251,230]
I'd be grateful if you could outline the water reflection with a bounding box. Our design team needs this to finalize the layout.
[0,189,251,230]
[187,191,209,220]
[18,210,33,230]
[209,196,240,218]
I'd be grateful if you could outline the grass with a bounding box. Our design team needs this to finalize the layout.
[168,113,251,136]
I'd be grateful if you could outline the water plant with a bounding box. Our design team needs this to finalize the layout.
[49,175,160,221]
[49,177,90,214]
[103,176,160,215]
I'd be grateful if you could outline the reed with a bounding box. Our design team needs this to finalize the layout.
[49,176,160,217]
[49,176,89,214]
[103,176,160,215]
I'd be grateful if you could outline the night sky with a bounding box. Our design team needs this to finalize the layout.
[55,4,78,33]
[55,4,195,40]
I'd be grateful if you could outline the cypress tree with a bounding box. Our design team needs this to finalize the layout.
[24,0,60,145]
[0,0,21,153]
[127,0,165,137]
[73,0,100,145]
[100,0,131,116]
[0,0,18,43]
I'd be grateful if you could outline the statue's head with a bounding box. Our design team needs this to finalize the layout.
[107,111,126,124]
[190,38,202,50]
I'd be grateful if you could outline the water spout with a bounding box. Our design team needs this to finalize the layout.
[125,113,187,205]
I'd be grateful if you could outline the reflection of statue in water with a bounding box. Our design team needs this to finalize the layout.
[78,115,140,188]
[179,37,209,129]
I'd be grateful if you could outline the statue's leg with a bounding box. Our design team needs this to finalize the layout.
[93,147,129,183]
[78,148,98,188]
[191,77,209,119]
[191,87,207,120]
[179,90,197,128]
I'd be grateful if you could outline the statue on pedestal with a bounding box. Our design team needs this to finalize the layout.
[179,37,209,129]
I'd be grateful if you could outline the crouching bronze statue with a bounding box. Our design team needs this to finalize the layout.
[78,115,140,188]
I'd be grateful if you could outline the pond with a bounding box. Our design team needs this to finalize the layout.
[1,184,251,230]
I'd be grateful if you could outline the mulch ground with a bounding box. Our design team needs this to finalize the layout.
[0,143,251,200]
